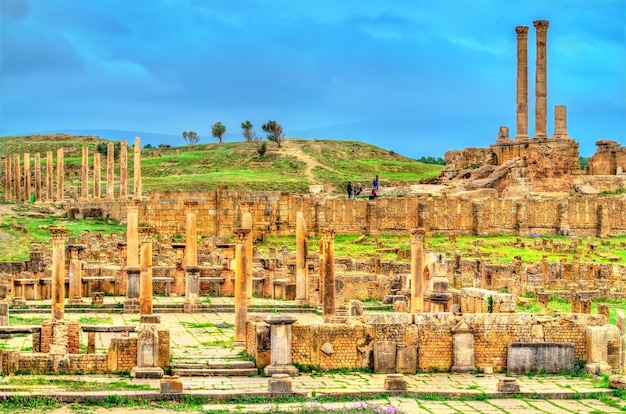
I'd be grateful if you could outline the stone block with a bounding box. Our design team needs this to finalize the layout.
[610,375,626,389]
[395,346,417,374]
[507,342,575,375]
[160,375,183,394]
[349,300,363,317]
[374,341,396,374]
[393,300,408,313]
[497,378,520,393]
[384,373,407,391]
[268,374,292,393]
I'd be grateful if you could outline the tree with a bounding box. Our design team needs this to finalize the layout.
[211,122,226,144]
[256,140,267,158]
[261,120,284,147]
[182,131,199,145]
[241,120,257,142]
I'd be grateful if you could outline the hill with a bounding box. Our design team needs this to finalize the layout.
[0,134,443,195]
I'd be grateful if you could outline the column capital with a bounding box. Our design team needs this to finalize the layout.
[233,228,250,243]
[533,20,549,31]
[139,227,155,243]
[127,198,141,211]
[240,201,256,213]
[66,244,86,256]
[184,200,199,211]
[409,228,426,243]
[515,26,529,37]
[50,227,69,242]
[322,228,335,242]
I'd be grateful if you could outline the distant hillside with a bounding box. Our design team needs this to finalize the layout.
[0,134,443,195]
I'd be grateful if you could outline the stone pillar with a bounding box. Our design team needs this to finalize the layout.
[241,202,255,299]
[56,149,64,201]
[124,200,141,312]
[533,20,549,139]
[451,320,475,373]
[50,227,69,320]
[183,201,202,313]
[81,146,89,200]
[233,228,250,347]
[24,153,31,203]
[133,136,142,199]
[67,244,86,305]
[585,326,612,374]
[34,153,42,202]
[410,228,426,313]
[120,140,128,199]
[46,151,53,202]
[553,105,568,139]
[515,26,529,141]
[0,286,9,339]
[321,228,336,322]
[4,156,11,202]
[130,323,164,379]
[473,202,484,235]
[558,200,569,236]
[106,142,115,200]
[93,152,101,201]
[263,315,299,376]
[139,227,156,319]
[295,212,309,305]
[13,154,20,202]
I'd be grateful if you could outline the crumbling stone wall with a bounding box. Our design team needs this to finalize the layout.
[460,288,516,313]
[588,140,626,176]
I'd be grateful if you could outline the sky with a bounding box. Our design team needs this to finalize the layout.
[1,0,624,158]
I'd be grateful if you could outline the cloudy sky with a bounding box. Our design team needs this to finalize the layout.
[1,0,624,158]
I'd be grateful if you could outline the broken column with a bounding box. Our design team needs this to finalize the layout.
[93,152,101,201]
[533,20,549,139]
[233,228,250,347]
[183,200,202,313]
[106,142,115,200]
[46,151,53,202]
[50,227,69,320]
[67,244,86,305]
[124,199,141,313]
[56,149,64,201]
[263,315,299,377]
[410,228,426,313]
[321,228,336,322]
[515,25,529,141]
[4,156,11,202]
[553,105,568,139]
[34,153,41,202]
[13,154,20,202]
[81,146,89,200]
[241,202,255,299]
[24,153,31,202]
[139,227,157,322]
[133,137,142,199]
[295,212,309,305]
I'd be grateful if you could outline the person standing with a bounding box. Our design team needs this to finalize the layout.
[373,175,379,191]
[347,182,353,199]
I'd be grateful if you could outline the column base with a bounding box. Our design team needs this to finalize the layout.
[294,299,308,306]
[451,364,476,374]
[140,315,161,324]
[183,298,203,313]
[233,340,246,348]
[67,298,85,305]
[264,364,299,377]
[130,366,164,379]
[124,298,140,314]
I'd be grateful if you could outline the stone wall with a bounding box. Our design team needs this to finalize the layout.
[588,140,626,176]
[0,350,108,375]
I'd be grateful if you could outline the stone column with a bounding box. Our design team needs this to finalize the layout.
[81,146,89,200]
[410,228,426,313]
[515,26,529,141]
[321,228,336,322]
[183,201,202,313]
[241,202,255,299]
[67,244,86,305]
[295,212,309,305]
[139,227,156,320]
[133,137,142,199]
[233,228,250,347]
[4,156,11,202]
[50,227,68,320]
[124,200,141,313]
[263,315,299,377]
[13,154,20,202]
[533,20,549,139]
[34,153,42,202]
[46,151,53,202]
[23,153,31,203]
[56,149,64,201]
[93,153,101,201]
[106,142,115,200]
[553,105,568,139]
[120,140,128,199]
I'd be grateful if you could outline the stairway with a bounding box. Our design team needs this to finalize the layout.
[170,360,258,377]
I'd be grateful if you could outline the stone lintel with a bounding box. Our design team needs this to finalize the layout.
[264,315,298,325]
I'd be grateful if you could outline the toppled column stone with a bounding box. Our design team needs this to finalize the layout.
[384,373,407,391]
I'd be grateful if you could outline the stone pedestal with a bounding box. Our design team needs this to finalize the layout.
[131,323,164,379]
[124,268,141,313]
[183,266,202,313]
[160,375,183,394]
[263,314,299,377]
[384,373,407,391]
[497,378,520,393]
[268,374,293,393]
[67,244,86,305]
[451,320,475,373]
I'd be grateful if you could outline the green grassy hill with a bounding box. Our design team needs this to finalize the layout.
[0,134,443,194]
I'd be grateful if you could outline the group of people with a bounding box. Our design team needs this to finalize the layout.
[347,175,379,200]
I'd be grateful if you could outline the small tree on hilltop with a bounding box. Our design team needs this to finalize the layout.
[241,120,257,142]
[211,122,226,144]
[182,131,200,145]
[261,120,284,147]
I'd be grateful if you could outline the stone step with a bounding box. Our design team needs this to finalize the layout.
[171,360,255,370]
[170,367,258,377]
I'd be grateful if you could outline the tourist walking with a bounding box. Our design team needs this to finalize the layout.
[347,182,353,199]
[373,175,379,191]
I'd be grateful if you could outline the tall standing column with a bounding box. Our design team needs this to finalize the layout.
[533,20,549,139]
[410,228,426,313]
[322,228,336,322]
[120,141,128,199]
[183,201,202,313]
[4,156,11,202]
[23,153,31,203]
[553,105,568,139]
[50,227,69,320]
[124,199,141,313]
[56,149,64,201]
[241,202,255,299]
[67,244,86,304]
[34,153,42,202]
[295,212,309,305]
[13,154,20,202]
[106,142,115,200]
[515,26,529,141]
[133,137,142,199]
[46,151,53,202]
[139,227,156,319]
[93,153,101,201]
[81,146,89,200]
[233,228,250,347]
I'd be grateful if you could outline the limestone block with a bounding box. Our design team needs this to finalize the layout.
[507,342,575,375]
[586,326,608,364]
[321,342,334,355]
[598,303,610,322]
[393,300,408,313]
[374,341,396,373]
[350,300,363,317]
[617,310,625,335]
[160,375,183,394]
[268,374,292,393]
[364,313,412,325]
[384,373,407,391]
[497,378,520,393]
[395,346,417,374]
[610,374,626,389]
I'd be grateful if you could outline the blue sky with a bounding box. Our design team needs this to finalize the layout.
[1,0,624,158]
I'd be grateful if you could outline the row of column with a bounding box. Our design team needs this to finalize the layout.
[3,137,142,202]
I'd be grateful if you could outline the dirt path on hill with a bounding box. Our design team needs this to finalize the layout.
[279,140,342,194]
